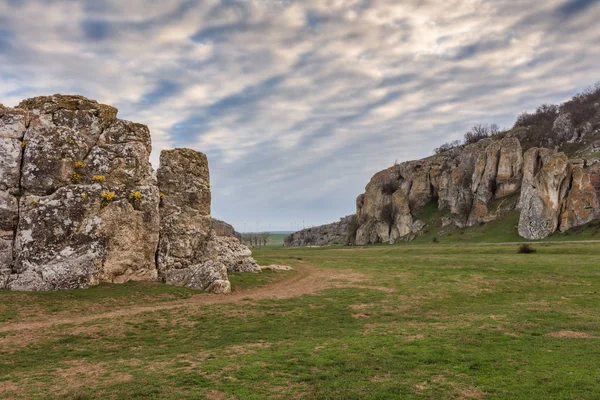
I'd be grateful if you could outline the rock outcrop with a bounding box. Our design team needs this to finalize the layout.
[210,235,261,273]
[156,149,230,291]
[212,218,242,240]
[284,215,355,247]
[0,95,258,292]
[354,136,600,243]
[518,150,600,239]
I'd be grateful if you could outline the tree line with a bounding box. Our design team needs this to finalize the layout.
[241,232,272,247]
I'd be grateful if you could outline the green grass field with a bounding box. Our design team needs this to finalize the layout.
[1,242,599,399]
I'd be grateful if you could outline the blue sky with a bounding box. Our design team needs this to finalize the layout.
[0,0,599,232]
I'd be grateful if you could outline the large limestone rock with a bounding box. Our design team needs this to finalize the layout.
[210,235,261,273]
[518,149,570,240]
[469,138,523,224]
[0,95,259,292]
[157,148,230,292]
[3,95,160,291]
[355,139,506,244]
[354,134,600,244]
[559,161,600,231]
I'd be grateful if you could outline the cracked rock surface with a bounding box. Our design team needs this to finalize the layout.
[0,95,256,292]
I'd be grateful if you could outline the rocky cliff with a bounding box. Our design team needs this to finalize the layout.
[353,135,600,244]
[284,215,356,246]
[351,85,600,244]
[0,95,258,292]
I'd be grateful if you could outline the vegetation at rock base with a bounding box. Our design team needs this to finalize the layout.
[0,242,599,399]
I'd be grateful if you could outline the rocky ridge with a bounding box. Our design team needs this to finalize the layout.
[284,215,355,247]
[353,136,600,244]
[0,95,258,292]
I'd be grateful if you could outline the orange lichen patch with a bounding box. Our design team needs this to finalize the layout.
[546,330,597,338]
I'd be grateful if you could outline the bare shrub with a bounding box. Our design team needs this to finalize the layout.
[517,243,537,254]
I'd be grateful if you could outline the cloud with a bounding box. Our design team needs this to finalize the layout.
[0,0,599,230]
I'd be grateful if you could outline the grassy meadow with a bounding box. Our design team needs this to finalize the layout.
[0,242,599,399]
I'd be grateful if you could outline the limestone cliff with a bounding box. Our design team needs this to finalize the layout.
[0,95,257,292]
[353,136,600,244]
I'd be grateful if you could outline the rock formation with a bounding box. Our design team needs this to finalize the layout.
[156,149,230,292]
[518,150,600,239]
[210,235,261,273]
[212,218,242,240]
[0,95,258,292]
[284,215,355,246]
[353,136,600,244]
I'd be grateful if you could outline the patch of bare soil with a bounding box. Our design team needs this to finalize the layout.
[546,330,598,338]
[0,263,370,333]
[0,381,18,396]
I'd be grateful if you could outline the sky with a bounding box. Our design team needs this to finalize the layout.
[0,0,599,232]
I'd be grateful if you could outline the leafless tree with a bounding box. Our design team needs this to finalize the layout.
[260,232,271,247]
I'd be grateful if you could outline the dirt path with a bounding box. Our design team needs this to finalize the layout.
[0,264,371,333]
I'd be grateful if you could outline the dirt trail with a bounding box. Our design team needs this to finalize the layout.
[0,264,371,333]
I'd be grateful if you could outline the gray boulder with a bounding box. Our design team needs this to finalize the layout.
[210,235,261,273]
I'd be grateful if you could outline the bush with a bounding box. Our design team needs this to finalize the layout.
[518,243,537,254]
[464,124,493,144]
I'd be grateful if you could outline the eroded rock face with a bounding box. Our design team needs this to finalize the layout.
[469,138,523,224]
[518,150,569,240]
[355,135,600,243]
[157,148,231,292]
[354,138,524,244]
[0,95,161,291]
[210,235,261,273]
[0,95,256,292]
[0,105,26,286]
[559,161,600,231]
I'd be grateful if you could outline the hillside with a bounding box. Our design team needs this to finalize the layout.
[286,83,600,246]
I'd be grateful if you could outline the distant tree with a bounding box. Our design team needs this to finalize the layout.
[260,232,271,247]
[433,139,462,154]
[464,124,491,144]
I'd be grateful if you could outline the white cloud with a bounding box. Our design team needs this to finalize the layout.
[0,0,599,230]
